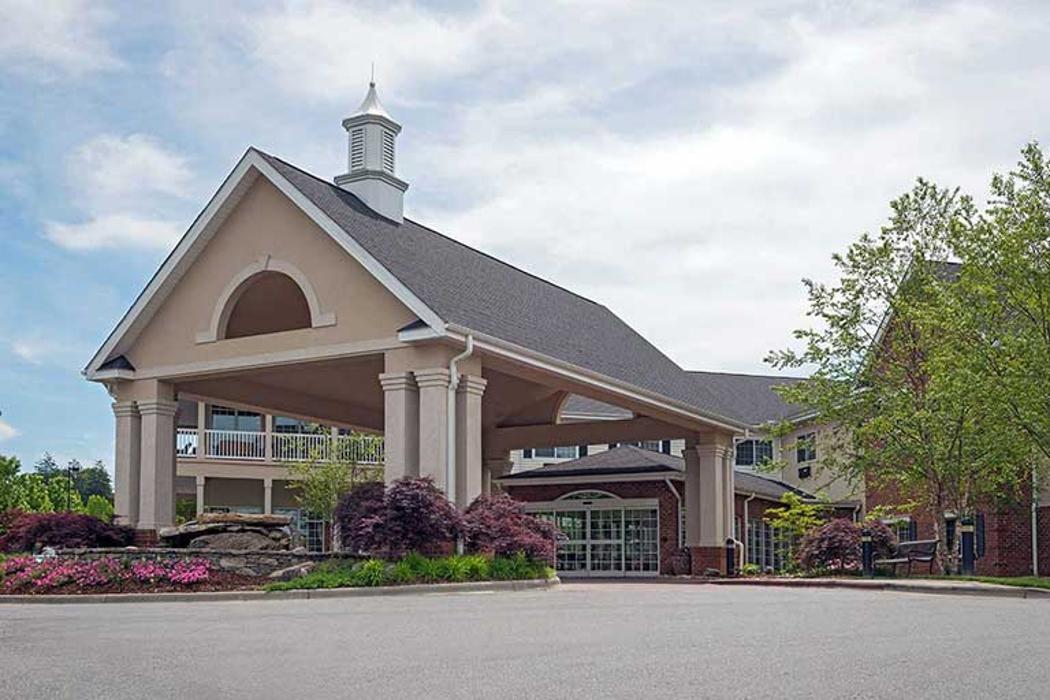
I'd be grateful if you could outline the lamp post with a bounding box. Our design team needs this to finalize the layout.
[66,461,81,512]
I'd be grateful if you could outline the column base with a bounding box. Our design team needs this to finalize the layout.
[689,546,726,576]
[133,529,159,547]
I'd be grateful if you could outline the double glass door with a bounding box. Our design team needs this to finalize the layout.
[541,505,659,577]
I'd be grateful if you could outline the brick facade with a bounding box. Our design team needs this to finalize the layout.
[504,480,687,575]
[864,477,1048,576]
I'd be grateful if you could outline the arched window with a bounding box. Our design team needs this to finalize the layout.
[557,490,619,501]
[222,271,311,339]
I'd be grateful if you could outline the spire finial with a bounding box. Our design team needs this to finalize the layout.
[370,61,375,87]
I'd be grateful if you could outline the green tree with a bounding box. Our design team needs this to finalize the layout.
[18,473,54,512]
[763,492,826,572]
[33,452,60,482]
[768,174,1034,570]
[0,454,23,511]
[75,461,114,501]
[286,432,381,523]
[948,144,1050,466]
[85,494,114,521]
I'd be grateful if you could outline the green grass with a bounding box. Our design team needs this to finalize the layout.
[937,575,1050,590]
[264,552,555,592]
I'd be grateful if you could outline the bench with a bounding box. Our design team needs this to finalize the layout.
[873,539,939,576]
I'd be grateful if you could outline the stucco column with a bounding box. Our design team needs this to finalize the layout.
[379,372,420,484]
[137,396,178,531]
[264,414,274,463]
[482,454,513,496]
[414,368,451,492]
[195,475,205,516]
[195,401,206,458]
[684,434,731,574]
[723,449,736,541]
[455,374,487,508]
[263,477,273,515]
[112,401,141,527]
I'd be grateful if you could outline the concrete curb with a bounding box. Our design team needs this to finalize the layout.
[0,577,560,605]
[699,577,1050,600]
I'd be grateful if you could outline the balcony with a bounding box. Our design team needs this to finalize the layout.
[177,428,384,465]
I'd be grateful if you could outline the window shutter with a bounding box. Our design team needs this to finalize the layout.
[579,445,589,457]
[523,448,533,459]
[908,519,918,542]
[976,513,986,558]
[661,440,672,455]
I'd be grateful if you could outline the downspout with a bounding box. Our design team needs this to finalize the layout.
[665,478,683,548]
[446,335,474,503]
[742,493,756,569]
[1033,464,1040,577]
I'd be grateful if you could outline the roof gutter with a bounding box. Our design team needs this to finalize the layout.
[441,323,749,434]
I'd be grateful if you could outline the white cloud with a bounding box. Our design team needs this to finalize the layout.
[45,214,183,251]
[11,338,48,364]
[0,0,121,78]
[0,419,19,442]
[71,134,194,207]
[45,134,194,251]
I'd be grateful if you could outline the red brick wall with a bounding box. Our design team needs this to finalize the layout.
[864,476,1047,576]
[503,480,685,574]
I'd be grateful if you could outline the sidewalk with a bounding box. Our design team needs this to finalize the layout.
[703,576,1050,600]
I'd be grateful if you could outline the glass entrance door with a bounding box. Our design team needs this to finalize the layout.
[535,504,659,577]
[588,509,624,575]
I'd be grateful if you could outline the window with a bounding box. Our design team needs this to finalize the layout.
[209,406,262,432]
[559,490,617,501]
[273,416,327,434]
[735,439,773,468]
[883,516,917,543]
[525,446,579,460]
[796,432,817,463]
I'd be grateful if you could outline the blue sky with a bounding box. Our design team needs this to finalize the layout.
[1,0,1049,473]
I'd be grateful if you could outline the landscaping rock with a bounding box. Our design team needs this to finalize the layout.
[188,532,281,551]
[268,561,316,581]
[160,513,296,550]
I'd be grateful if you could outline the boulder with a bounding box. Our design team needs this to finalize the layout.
[158,521,230,547]
[187,531,282,551]
[268,561,316,581]
[196,512,292,527]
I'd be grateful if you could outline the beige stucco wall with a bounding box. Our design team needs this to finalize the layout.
[125,177,418,372]
[773,423,861,503]
[204,477,264,510]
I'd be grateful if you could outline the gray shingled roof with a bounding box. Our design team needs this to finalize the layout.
[684,371,808,425]
[500,445,813,501]
[258,150,749,426]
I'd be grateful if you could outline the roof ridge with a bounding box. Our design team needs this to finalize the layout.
[687,369,807,381]
[254,148,605,309]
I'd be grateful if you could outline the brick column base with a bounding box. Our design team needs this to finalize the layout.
[689,546,726,576]
[133,529,159,547]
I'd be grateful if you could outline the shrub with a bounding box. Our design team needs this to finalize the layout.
[333,481,386,553]
[865,519,898,560]
[354,477,462,558]
[349,559,388,587]
[462,494,560,565]
[0,512,134,553]
[799,518,861,572]
[85,495,114,521]
[489,552,553,581]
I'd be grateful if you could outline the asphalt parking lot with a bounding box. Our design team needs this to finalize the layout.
[3,581,1048,699]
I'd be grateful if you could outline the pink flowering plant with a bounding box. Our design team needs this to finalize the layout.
[0,555,214,594]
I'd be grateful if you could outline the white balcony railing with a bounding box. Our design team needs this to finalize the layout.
[205,429,266,461]
[177,428,198,457]
[178,427,384,465]
[272,432,384,465]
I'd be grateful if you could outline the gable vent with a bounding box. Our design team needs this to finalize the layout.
[350,128,365,169]
[381,130,395,173]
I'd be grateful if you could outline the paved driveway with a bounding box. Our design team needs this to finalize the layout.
[3,582,1049,699]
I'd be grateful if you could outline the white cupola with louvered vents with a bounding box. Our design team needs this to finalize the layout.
[334,80,409,223]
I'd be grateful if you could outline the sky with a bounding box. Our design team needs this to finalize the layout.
[1,0,1049,474]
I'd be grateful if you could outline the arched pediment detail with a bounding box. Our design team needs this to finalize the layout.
[196,255,336,344]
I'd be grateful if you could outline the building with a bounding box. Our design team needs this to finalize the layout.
[85,81,765,573]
